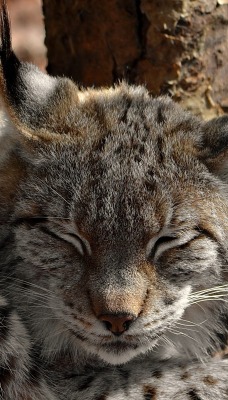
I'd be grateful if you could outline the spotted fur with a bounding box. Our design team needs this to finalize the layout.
[0,1,228,399]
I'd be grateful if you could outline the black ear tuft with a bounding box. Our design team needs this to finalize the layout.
[0,0,21,98]
[0,0,31,125]
[0,0,12,60]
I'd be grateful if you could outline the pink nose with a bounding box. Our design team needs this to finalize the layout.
[98,313,135,336]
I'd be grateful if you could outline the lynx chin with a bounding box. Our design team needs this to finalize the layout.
[0,1,227,399]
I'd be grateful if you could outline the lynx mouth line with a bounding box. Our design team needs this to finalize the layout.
[101,342,139,352]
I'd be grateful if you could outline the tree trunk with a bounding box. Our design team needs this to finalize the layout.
[43,0,228,119]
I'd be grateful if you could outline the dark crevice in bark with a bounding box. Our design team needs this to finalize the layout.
[135,0,148,58]
[106,40,119,85]
[127,0,150,83]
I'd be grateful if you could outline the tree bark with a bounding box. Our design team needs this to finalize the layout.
[43,0,228,119]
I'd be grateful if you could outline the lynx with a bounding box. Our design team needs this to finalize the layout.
[0,1,227,399]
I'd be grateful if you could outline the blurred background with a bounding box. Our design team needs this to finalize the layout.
[8,0,46,71]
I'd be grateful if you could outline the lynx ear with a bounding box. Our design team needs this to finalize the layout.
[0,0,78,140]
[201,115,228,182]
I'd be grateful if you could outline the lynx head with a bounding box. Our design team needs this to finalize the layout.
[0,0,227,365]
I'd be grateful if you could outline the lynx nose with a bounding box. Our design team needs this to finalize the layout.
[98,314,135,336]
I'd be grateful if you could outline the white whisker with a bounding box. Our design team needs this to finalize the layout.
[45,182,71,207]
[168,328,198,343]
[179,318,208,327]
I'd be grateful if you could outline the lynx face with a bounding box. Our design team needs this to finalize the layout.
[3,93,227,364]
[0,5,227,365]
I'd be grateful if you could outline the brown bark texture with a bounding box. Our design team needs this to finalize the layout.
[43,0,228,119]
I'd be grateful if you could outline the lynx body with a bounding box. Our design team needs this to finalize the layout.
[0,2,228,399]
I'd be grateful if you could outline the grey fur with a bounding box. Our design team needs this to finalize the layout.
[0,1,228,399]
